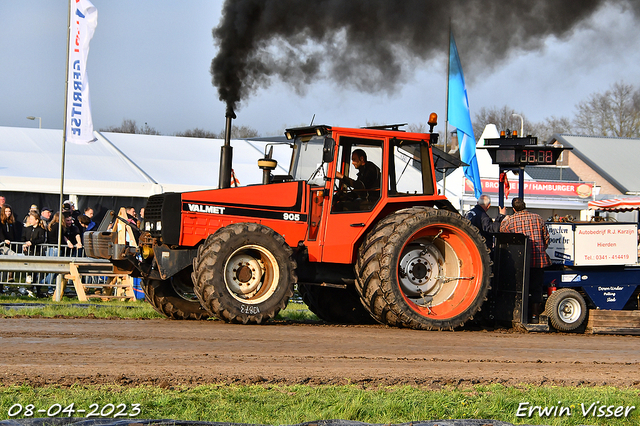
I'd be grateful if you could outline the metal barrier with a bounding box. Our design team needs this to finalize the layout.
[0,241,132,301]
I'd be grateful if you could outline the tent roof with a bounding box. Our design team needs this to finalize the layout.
[0,127,288,198]
[0,127,156,197]
[588,197,640,211]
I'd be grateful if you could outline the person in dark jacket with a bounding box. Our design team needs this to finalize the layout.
[465,195,506,250]
[0,204,22,284]
[336,149,381,197]
[77,214,93,246]
[23,211,48,296]
[335,149,381,210]
[63,212,82,256]
[22,211,47,256]
[0,204,23,246]
[47,212,75,254]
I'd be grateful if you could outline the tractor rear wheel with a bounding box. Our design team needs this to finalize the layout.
[298,283,376,324]
[192,223,296,324]
[545,288,588,332]
[142,267,209,320]
[356,207,491,330]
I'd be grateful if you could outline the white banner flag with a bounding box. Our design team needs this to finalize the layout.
[66,0,98,144]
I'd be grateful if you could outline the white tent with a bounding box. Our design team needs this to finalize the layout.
[0,126,288,198]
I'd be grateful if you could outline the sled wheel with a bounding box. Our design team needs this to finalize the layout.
[192,223,296,324]
[298,283,376,324]
[545,288,587,332]
[142,267,209,320]
[356,207,491,330]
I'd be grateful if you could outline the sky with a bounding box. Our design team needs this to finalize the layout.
[2,1,640,138]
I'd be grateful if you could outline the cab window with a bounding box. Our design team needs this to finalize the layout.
[332,137,382,212]
[388,139,434,196]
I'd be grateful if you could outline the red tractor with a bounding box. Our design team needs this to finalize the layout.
[85,115,491,330]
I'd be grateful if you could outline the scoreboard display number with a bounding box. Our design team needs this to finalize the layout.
[519,149,555,164]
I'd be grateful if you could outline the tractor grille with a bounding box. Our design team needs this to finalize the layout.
[144,194,165,239]
[143,193,182,245]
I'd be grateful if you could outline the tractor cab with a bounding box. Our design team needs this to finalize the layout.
[277,123,455,265]
[285,123,446,211]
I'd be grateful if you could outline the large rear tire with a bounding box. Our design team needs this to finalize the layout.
[142,267,209,320]
[356,207,491,330]
[192,223,296,324]
[298,283,376,324]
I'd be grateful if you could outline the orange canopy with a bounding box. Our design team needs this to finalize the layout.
[588,197,640,211]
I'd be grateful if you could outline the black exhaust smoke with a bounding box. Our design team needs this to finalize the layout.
[219,106,236,189]
[210,0,639,113]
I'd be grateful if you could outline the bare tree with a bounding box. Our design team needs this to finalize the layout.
[100,119,160,135]
[215,125,260,139]
[472,106,528,139]
[473,106,575,142]
[406,123,428,133]
[175,128,217,138]
[573,81,640,137]
[139,122,161,135]
[100,119,137,134]
[530,116,574,142]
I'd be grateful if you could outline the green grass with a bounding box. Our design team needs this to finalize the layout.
[0,384,638,425]
[0,296,163,319]
[0,295,318,321]
[276,300,320,322]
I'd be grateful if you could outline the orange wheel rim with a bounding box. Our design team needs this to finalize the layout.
[395,224,484,320]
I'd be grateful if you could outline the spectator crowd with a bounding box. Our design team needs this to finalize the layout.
[0,194,144,297]
[0,196,97,257]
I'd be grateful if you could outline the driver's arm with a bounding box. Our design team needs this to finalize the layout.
[336,170,356,188]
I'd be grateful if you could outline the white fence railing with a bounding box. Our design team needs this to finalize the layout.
[0,241,116,299]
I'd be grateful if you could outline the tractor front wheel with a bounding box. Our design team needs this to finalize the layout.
[356,207,491,330]
[192,223,296,324]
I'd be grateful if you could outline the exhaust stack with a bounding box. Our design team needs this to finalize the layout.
[218,107,236,189]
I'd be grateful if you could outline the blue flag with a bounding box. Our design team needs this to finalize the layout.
[448,31,482,199]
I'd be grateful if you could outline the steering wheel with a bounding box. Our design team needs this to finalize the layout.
[334,176,366,203]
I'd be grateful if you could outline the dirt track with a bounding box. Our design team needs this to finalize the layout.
[1,317,639,388]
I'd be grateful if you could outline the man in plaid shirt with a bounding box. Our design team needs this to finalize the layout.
[500,197,550,323]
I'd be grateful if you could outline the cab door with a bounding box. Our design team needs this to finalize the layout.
[320,136,384,264]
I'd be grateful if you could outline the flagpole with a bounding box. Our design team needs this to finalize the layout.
[58,0,72,256]
[443,19,451,195]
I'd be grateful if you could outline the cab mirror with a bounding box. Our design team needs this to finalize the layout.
[323,137,335,163]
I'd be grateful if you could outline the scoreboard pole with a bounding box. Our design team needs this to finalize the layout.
[498,166,505,208]
[518,166,525,200]
[498,166,525,208]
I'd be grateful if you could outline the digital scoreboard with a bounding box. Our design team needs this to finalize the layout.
[493,147,564,166]
[479,134,572,206]
[482,136,570,167]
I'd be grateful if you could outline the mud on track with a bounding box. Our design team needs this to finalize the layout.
[0,317,639,388]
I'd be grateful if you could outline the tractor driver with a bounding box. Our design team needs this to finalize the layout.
[335,149,381,208]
